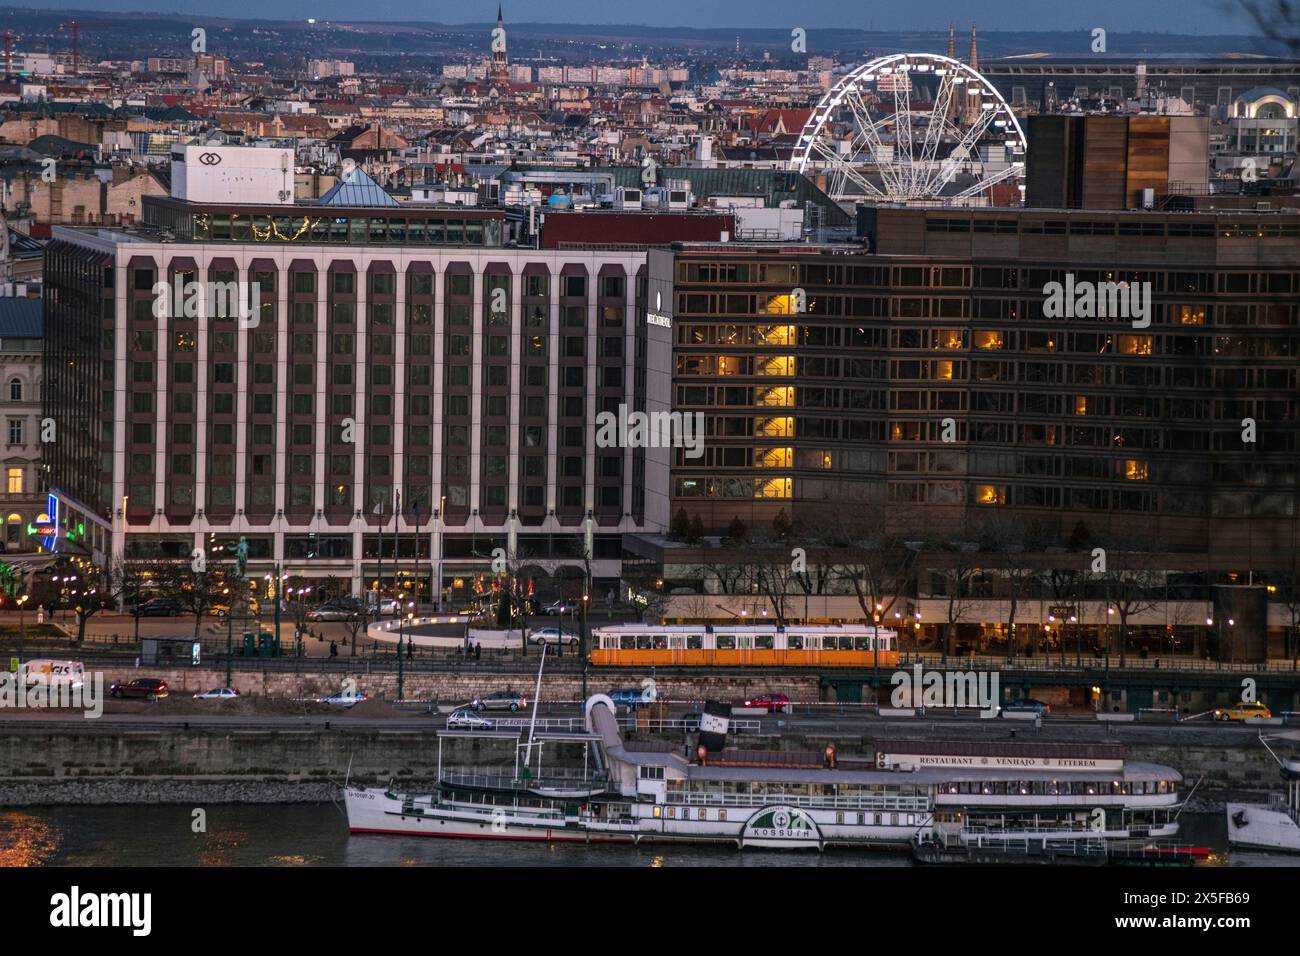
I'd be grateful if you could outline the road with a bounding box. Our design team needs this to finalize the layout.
[0,698,1286,749]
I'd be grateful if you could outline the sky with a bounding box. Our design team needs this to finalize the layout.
[10,0,1266,35]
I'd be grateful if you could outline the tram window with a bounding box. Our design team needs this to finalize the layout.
[755,634,774,650]
[652,635,667,650]
[636,635,653,650]
[806,636,821,650]
[737,636,754,649]
[716,635,736,650]
[787,634,804,649]
[668,636,685,649]
[854,637,870,650]
[687,633,703,649]
[620,636,636,650]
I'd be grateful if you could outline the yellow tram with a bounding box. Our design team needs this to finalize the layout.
[590,623,898,668]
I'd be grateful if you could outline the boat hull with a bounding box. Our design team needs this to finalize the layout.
[1226,801,1300,853]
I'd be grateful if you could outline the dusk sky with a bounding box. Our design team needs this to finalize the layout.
[15,0,1260,34]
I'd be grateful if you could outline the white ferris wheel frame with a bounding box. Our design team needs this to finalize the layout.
[792,52,1028,205]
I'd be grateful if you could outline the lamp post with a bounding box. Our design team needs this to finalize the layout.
[396,613,405,702]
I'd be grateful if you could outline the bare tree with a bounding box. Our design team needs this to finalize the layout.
[1099,546,1162,666]
[749,535,802,628]
[925,534,981,658]
[825,519,917,627]
[158,564,225,640]
[1237,0,1300,51]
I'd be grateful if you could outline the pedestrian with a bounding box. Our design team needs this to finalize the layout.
[329,640,338,658]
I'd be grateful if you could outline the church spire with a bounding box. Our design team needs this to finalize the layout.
[968,23,978,71]
[947,24,955,59]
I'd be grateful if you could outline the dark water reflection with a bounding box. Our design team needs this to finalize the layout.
[0,805,1292,867]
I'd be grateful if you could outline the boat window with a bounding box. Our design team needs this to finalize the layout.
[718,809,726,821]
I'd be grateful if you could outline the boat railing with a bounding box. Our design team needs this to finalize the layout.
[621,717,764,735]
[441,769,611,792]
[668,791,930,812]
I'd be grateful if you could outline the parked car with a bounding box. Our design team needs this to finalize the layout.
[1001,698,1052,716]
[109,678,169,700]
[319,690,368,708]
[447,708,494,730]
[472,690,527,712]
[367,597,401,616]
[528,627,580,647]
[610,687,651,711]
[1214,700,1271,721]
[193,688,240,700]
[133,598,181,617]
[743,693,790,713]
[307,601,364,622]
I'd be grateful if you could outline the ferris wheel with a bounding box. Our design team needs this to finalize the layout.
[791,53,1027,206]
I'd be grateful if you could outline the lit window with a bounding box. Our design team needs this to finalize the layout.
[975,484,1006,505]
[1178,305,1205,325]
[1124,460,1149,481]
[6,468,22,494]
[1074,396,1088,415]
[974,330,1003,350]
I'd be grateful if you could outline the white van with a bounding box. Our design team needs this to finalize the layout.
[18,660,86,690]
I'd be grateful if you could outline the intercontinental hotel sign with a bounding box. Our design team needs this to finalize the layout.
[880,752,1124,772]
[646,291,672,328]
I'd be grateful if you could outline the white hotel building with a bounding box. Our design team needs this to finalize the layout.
[42,146,674,604]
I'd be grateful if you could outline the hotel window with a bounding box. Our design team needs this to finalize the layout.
[7,420,21,445]
[974,330,1003,350]
[6,468,21,494]
[975,484,1007,506]
[8,378,20,401]
[1124,460,1150,481]
[1118,335,1153,356]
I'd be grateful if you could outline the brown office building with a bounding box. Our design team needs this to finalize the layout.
[656,205,1300,578]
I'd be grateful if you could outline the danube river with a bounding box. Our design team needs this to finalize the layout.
[0,806,1294,867]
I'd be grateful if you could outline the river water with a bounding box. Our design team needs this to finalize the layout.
[0,806,1294,867]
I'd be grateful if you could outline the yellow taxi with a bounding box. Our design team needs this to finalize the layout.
[210,598,260,619]
[1213,700,1271,721]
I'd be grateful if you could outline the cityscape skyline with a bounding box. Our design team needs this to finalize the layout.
[0,0,1272,36]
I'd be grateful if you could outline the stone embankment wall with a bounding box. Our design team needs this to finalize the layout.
[0,724,1283,806]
